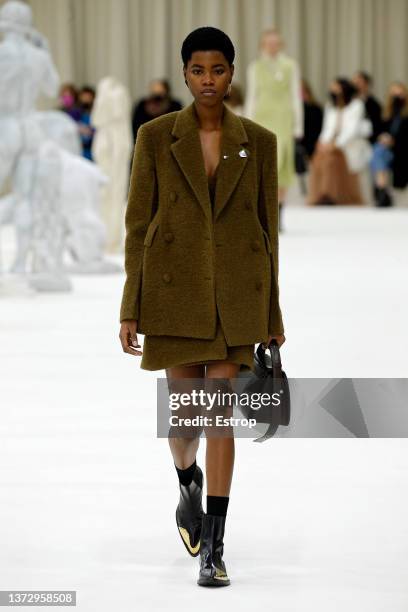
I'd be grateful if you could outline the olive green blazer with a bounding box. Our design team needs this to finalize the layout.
[119,101,284,346]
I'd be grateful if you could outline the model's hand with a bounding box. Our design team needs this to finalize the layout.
[262,334,286,349]
[119,319,142,356]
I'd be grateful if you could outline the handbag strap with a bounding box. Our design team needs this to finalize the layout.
[255,339,283,378]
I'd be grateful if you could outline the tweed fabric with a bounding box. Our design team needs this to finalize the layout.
[120,101,284,346]
[140,167,255,372]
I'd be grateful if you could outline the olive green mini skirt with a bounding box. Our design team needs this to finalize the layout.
[140,308,255,373]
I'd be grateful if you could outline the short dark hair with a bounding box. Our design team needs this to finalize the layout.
[181,27,235,67]
[79,85,95,97]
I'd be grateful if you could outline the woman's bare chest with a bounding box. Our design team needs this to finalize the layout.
[199,129,222,178]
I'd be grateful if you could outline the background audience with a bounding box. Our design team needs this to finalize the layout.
[307,78,371,205]
[131,78,182,142]
[77,86,96,161]
[370,81,408,206]
[57,69,407,209]
[353,71,383,144]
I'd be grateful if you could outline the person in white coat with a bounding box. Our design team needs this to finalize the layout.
[308,77,372,205]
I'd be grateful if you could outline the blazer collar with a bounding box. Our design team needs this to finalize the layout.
[170,101,249,222]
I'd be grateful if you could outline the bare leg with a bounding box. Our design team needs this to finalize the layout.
[205,361,240,496]
[375,169,389,188]
[165,364,205,469]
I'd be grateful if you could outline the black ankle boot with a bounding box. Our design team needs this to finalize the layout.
[175,464,204,557]
[376,187,393,207]
[197,513,230,587]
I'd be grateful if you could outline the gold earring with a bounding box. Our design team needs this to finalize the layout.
[227,83,232,96]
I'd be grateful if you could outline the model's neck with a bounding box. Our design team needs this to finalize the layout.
[193,101,225,131]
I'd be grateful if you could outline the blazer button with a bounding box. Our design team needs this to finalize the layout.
[164,231,174,243]
[245,201,252,210]
[169,191,177,202]
[256,280,263,290]
[251,240,261,252]
[162,272,172,283]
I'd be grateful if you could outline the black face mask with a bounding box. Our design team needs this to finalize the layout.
[148,94,167,104]
[80,102,92,110]
[328,91,338,105]
[391,96,405,112]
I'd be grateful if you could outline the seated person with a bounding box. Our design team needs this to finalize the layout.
[370,81,408,207]
[308,77,372,205]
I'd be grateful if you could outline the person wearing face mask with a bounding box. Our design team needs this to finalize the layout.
[77,85,96,161]
[131,79,183,142]
[59,83,81,122]
[370,81,408,205]
[352,71,383,144]
[308,77,372,205]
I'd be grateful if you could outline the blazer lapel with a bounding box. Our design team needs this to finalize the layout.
[171,102,249,223]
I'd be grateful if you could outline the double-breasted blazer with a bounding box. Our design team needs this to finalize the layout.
[119,101,285,346]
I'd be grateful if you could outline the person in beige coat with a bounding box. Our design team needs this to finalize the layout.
[91,76,133,252]
[119,27,286,588]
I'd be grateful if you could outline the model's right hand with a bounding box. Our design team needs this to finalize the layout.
[119,319,142,356]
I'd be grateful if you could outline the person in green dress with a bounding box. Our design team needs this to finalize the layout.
[245,27,304,230]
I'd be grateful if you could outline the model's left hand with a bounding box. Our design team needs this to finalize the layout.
[262,334,286,349]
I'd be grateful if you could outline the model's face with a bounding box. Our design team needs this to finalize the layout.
[184,50,233,106]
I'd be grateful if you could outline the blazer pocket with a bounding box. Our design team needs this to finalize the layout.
[262,228,272,254]
[144,218,160,247]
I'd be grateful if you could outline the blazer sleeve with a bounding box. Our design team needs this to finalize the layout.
[119,124,157,323]
[258,132,285,336]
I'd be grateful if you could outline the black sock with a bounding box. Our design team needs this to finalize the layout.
[207,495,229,517]
[175,459,196,486]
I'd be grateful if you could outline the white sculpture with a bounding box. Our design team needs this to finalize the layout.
[91,76,133,253]
[33,110,82,156]
[58,147,120,274]
[0,0,71,291]
[0,0,120,293]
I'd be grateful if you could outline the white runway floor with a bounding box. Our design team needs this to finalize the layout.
[1,202,408,610]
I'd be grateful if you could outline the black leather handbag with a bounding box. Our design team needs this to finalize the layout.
[238,340,291,442]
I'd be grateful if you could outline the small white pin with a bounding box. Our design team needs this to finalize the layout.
[223,154,228,159]
[239,149,248,158]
